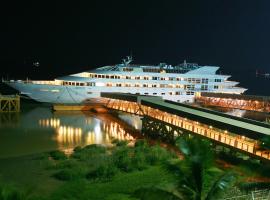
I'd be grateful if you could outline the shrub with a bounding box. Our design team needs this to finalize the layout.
[112,147,133,172]
[53,166,87,181]
[72,144,106,161]
[132,150,147,170]
[112,139,128,147]
[49,150,67,160]
[146,145,175,165]
[86,161,118,181]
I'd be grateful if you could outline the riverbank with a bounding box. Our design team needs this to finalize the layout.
[1,139,270,200]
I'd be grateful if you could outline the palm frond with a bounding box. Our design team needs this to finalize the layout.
[205,172,236,200]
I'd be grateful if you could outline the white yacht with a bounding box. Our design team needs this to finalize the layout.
[4,56,247,104]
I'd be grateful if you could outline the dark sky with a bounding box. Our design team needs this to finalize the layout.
[1,1,270,95]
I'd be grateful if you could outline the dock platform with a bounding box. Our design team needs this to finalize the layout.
[0,94,20,112]
[53,103,108,113]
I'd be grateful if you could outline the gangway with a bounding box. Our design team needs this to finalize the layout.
[101,92,270,162]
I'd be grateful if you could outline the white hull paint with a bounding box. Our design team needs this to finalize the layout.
[5,58,247,104]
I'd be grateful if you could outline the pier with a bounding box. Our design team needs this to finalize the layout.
[195,92,270,113]
[101,92,270,162]
[0,94,20,112]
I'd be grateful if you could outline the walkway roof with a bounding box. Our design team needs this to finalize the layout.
[101,92,270,140]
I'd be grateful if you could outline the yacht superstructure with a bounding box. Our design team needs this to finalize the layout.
[4,56,247,104]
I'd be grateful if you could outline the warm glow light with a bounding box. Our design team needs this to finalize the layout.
[96,82,105,87]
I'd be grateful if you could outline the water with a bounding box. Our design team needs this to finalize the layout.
[0,102,142,158]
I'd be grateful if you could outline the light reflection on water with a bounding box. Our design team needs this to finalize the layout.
[0,105,141,158]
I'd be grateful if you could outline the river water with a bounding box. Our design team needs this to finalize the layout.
[0,101,269,159]
[0,102,142,158]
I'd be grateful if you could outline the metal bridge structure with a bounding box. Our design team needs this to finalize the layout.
[0,94,20,112]
[101,92,270,162]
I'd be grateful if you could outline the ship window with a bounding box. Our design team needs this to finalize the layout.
[152,85,157,87]
[135,76,140,80]
[110,75,114,79]
[160,77,165,80]
[135,84,140,87]
[106,75,109,78]
[153,93,157,95]
[80,83,84,86]
[87,92,92,94]
[186,91,194,95]
[95,74,98,78]
[102,75,105,78]
[87,82,95,86]
[152,77,158,80]
[144,77,149,80]
[214,85,219,89]
[175,92,181,95]
[98,75,102,78]
[215,79,221,82]
[169,77,174,81]
[202,78,208,84]
[169,92,173,95]
[126,76,131,79]
[72,82,75,86]
[144,93,149,95]
[160,84,166,88]
[116,83,122,87]
[161,93,165,95]
[143,84,147,87]
[201,85,208,91]
[184,85,195,90]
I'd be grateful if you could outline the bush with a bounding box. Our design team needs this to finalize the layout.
[53,166,87,181]
[112,139,128,147]
[112,146,133,172]
[72,144,106,161]
[132,151,147,170]
[146,145,175,165]
[134,140,148,148]
[87,161,118,181]
[49,150,67,160]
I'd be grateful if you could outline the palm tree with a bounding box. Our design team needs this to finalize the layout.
[134,136,235,200]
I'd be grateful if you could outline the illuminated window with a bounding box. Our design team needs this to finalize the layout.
[201,85,208,90]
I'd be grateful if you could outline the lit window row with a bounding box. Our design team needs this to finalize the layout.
[133,91,194,96]
[85,73,219,83]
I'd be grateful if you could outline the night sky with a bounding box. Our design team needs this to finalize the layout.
[1,1,270,95]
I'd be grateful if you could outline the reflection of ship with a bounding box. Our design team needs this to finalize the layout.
[4,56,246,104]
